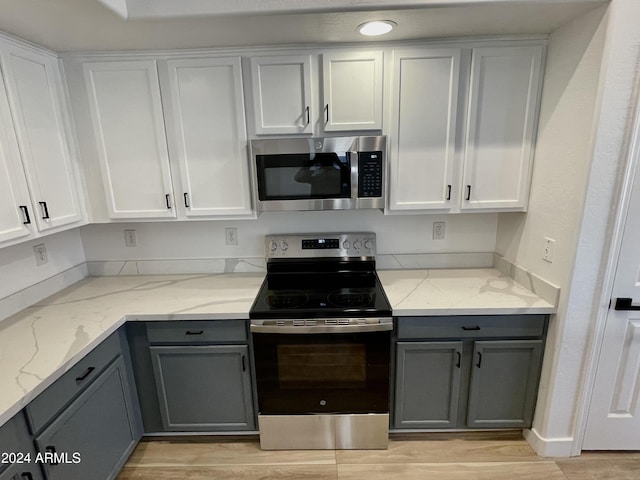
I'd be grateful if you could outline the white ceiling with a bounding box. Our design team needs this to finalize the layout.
[0,0,607,53]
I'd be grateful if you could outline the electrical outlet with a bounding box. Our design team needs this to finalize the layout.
[433,221,446,240]
[225,227,238,246]
[33,243,48,266]
[124,229,137,247]
[543,237,555,263]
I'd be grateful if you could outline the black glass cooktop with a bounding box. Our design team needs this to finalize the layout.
[249,260,392,319]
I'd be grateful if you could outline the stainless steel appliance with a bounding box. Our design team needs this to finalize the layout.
[250,136,386,212]
[249,232,392,450]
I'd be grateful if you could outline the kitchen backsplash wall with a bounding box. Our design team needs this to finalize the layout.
[0,229,87,321]
[80,211,499,273]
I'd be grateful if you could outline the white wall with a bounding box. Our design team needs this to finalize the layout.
[80,211,499,261]
[0,229,87,322]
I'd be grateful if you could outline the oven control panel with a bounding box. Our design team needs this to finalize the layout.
[266,233,376,258]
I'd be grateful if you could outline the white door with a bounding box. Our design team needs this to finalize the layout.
[163,57,252,217]
[583,122,640,449]
[1,45,83,230]
[387,47,462,211]
[83,60,176,219]
[250,55,313,135]
[0,67,33,244]
[322,51,383,131]
[461,45,543,212]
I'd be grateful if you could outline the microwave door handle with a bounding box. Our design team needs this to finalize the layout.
[350,151,359,200]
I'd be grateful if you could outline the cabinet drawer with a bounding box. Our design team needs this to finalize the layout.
[26,332,122,433]
[146,320,247,344]
[397,315,546,340]
[0,413,35,475]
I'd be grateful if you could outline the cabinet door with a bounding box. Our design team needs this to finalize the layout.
[35,356,140,480]
[164,57,252,217]
[461,45,543,211]
[83,60,176,219]
[322,51,382,131]
[388,48,462,211]
[150,345,255,431]
[467,339,543,428]
[0,45,83,231]
[250,55,313,135]
[0,413,43,480]
[0,68,32,244]
[0,463,43,480]
[394,341,463,429]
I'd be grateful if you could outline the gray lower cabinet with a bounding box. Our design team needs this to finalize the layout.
[394,341,463,428]
[0,413,43,480]
[34,356,141,480]
[393,315,547,430]
[149,345,255,431]
[466,340,543,428]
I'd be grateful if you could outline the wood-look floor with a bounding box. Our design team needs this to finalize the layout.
[117,432,640,480]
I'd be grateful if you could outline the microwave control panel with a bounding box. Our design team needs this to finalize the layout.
[358,151,383,198]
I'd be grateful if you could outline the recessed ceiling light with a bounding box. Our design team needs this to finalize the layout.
[358,20,396,37]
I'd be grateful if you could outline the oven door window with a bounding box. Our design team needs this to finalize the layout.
[256,152,351,201]
[253,331,390,415]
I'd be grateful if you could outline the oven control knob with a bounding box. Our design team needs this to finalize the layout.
[342,240,351,250]
[269,241,278,252]
[280,240,289,251]
[353,240,362,250]
[320,400,327,406]
[364,240,373,250]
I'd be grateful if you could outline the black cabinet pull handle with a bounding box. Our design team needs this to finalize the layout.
[185,330,204,335]
[45,446,58,465]
[242,355,247,372]
[446,185,451,201]
[305,106,310,125]
[476,352,482,368]
[184,192,190,208]
[465,185,471,201]
[39,201,50,219]
[325,104,329,123]
[21,473,34,480]
[462,326,481,331]
[455,351,461,368]
[19,205,31,224]
[76,366,95,382]
[615,298,640,311]
[165,194,172,209]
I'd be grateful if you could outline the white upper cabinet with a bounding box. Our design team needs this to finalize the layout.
[0,68,33,244]
[322,51,383,131]
[250,55,313,135]
[162,57,252,217]
[388,48,462,211]
[83,60,176,219]
[461,45,543,211]
[0,45,84,231]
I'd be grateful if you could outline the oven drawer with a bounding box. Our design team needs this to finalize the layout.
[147,320,247,344]
[396,315,546,340]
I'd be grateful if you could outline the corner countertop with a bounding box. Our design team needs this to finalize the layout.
[0,268,556,429]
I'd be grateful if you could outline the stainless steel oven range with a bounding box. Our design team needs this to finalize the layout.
[249,232,392,450]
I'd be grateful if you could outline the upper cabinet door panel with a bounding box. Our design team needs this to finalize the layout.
[322,51,383,131]
[0,69,32,244]
[1,46,83,230]
[388,48,461,211]
[462,45,543,211]
[164,57,252,217]
[250,55,313,135]
[83,60,176,218]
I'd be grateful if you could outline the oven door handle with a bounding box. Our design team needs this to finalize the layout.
[250,323,393,334]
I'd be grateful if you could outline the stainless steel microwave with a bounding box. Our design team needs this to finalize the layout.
[250,136,386,212]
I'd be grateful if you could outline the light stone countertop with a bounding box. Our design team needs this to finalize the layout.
[0,268,556,428]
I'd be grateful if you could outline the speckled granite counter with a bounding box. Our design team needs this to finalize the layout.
[0,268,556,428]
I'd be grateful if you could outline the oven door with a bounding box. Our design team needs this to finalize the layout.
[251,323,391,415]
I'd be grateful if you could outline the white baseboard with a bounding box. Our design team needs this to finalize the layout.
[524,428,577,458]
